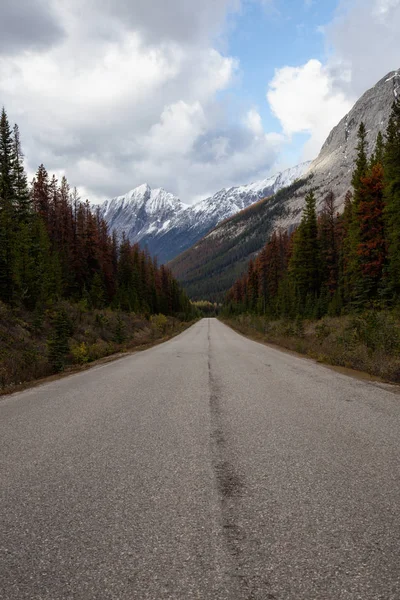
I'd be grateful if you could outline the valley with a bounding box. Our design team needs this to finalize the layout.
[101,69,400,302]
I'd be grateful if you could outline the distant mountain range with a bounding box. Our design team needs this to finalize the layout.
[98,163,311,264]
[169,69,400,301]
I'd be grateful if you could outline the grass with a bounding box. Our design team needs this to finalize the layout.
[221,311,400,383]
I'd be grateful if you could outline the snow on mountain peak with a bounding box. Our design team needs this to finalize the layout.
[99,162,311,263]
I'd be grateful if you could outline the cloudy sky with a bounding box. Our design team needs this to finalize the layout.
[1,0,399,203]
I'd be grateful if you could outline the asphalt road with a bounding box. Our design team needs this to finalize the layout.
[1,318,400,600]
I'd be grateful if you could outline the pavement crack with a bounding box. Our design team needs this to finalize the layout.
[208,320,249,596]
[207,320,277,600]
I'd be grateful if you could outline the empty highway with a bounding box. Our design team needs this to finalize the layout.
[1,318,400,599]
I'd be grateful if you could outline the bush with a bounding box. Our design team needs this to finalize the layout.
[114,313,126,344]
[150,314,169,335]
[70,342,90,364]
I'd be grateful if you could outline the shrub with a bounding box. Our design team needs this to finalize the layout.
[114,313,126,344]
[70,342,90,364]
[150,314,168,335]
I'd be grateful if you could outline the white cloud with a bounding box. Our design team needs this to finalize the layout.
[266,0,400,162]
[267,59,353,159]
[326,0,400,98]
[245,109,264,137]
[0,0,283,204]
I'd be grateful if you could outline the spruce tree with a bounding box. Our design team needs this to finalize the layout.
[370,131,385,168]
[352,122,368,194]
[383,99,400,300]
[346,123,370,307]
[32,164,50,225]
[0,107,16,202]
[319,191,338,297]
[356,163,386,303]
[0,108,16,303]
[12,124,31,221]
[289,191,320,314]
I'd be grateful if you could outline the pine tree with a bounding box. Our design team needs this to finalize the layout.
[319,191,338,297]
[370,131,385,168]
[12,124,31,221]
[48,307,72,372]
[383,99,400,300]
[246,259,258,311]
[0,107,16,202]
[345,123,370,306]
[356,163,386,303]
[90,272,105,309]
[0,108,16,303]
[336,191,353,310]
[32,164,50,226]
[289,191,320,314]
[352,122,368,194]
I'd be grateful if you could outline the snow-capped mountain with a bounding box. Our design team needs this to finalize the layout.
[100,184,188,243]
[99,162,311,263]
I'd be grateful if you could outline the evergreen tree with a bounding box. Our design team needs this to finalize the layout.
[345,123,370,306]
[356,163,386,303]
[90,272,105,309]
[12,124,31,221]
[246,259,258,311]
[352,122,368,194]
[289,191,320,313]
[319,191,338,297]
[0,108,16,303]
[48,307,72,372]
[370,131,385,168]
[383,99,400,300]
[32,164,50,226]
[0,107,16,202]
[336,191,353,309]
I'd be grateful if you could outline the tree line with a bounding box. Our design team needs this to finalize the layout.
[225,98,400,319]
[0,107,192,318]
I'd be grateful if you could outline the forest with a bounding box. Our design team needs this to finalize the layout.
[0,108,194,389]
[170,177,310,302]
[221,98,400,381]
[225,98,400,320]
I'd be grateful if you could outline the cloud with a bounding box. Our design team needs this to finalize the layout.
[327,0,400,98]
[266,0,400,161]
[0,0,64,55]
[0,0,282,203]
[69,0,241,45]
[267,59,353,159]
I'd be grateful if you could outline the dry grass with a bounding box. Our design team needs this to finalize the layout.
[222,312,400,383]
[0,301,194,393]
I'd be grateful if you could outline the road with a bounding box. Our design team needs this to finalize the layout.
[1,318,400,599]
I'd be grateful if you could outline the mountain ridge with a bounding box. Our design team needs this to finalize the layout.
[169,68,400,301]
[98,162,311,263]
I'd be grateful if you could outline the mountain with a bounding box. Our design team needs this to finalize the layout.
[170,69,400,301]
[100,184,188,245]
[98,163,311,264]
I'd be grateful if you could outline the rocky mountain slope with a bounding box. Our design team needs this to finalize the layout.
[99,163,310,263]
[170,69,400,301]
[100,185,188,246]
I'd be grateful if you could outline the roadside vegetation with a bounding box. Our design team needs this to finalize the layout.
[191,300,220,317]
[222,312,400,382]
[222,99,400,381]
[0,301,194,392]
